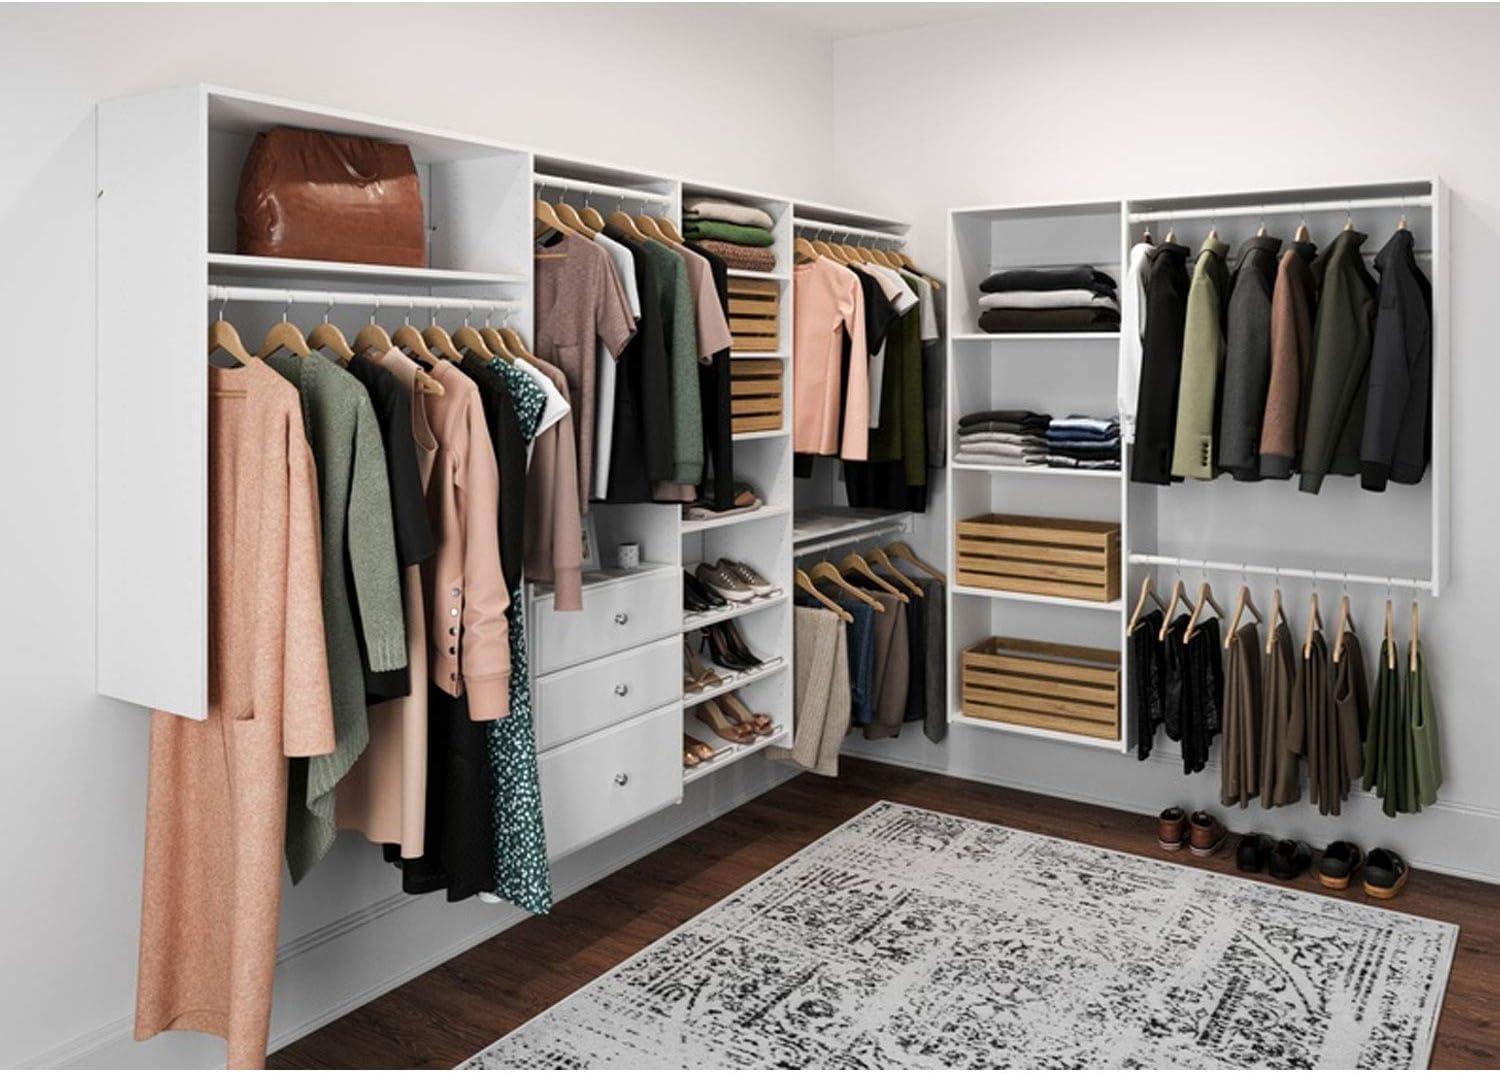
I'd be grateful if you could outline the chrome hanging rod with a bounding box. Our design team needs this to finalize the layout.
[1127,194,1431,225]
[793,217,907,247]
[1128,553,1433,592]
[792,520,911,560]
[206,285,522,314]
[532,172,674,205]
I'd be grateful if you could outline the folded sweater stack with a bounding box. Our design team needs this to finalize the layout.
[977,265,1120,334]
[953,409,1051,467]
[683,198,777,272]
[1045,414,1121,470]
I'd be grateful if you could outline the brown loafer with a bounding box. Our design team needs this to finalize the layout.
[1188,810,1227,857]
[1158,806,1188,850]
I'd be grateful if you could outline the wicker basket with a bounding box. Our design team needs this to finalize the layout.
[955,513,1120,602]
[961,636,1120,740]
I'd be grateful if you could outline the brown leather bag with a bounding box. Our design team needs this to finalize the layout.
[236,127,427,267]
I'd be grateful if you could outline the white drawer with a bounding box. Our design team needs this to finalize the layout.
[538,702,682,861]
[534,636,681,751]
[531,568,680,675]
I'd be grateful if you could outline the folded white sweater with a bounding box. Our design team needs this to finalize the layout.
[683,197,775,230]
[978,289,1121,311]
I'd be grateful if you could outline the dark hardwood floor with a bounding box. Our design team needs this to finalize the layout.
[272,757,1500,1069]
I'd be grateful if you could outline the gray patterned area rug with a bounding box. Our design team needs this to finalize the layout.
[461,801,1457,1070]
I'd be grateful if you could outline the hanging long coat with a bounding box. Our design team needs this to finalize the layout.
[136,360,335,1068]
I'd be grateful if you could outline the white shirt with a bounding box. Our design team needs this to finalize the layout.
[517,355,571,435]
[592,231,641,500]
[1118,242,1153,443]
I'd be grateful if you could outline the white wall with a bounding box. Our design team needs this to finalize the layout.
[0,4,833,1067]
[831,4,1500,882]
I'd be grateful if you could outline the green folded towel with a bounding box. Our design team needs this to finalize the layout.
[681,220,775,247]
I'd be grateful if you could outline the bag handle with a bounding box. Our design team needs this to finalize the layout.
[319,132,381,186]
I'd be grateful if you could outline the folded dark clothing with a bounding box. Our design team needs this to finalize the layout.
[961,420,1046,435]
[1047,455,1121,470]
[958,409,1051,429]
[1047,442,1121,460]
[979,307,1121,334]
[1047,428,1120,443]
[979,265,1117,294]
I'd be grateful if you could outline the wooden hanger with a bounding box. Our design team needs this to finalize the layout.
[1141,225,1153,245]
[654,215,685,244]
[1384,598,1396,670]
[479,322,516,364]
[1294,221,1311,243]
[421,319,464,364]
[1224,583,1263,650]
[392,311,439,365]
[1183,580,1225,644]
[810,561,883,611]
[307,304,354,365]
[795,568,852,623]
[1126,574,1165,634]
[1342,209,1355,232]
[634,213,668,243]
[534,197,576,240]
[1408,599,1420,673]
[794,235,821,264]
[578,197,607,233]
[885,540,945,584]
[353,304,395,356]
[452,319,494,361]
[1164,227,1177,244]
[1303,590,1324,659]
[840,552,908,603]
[554,199,597,239]
[867,545,923,597]
[1265,584,1289,655]
[256,305,311,359]
[208,308,254,366]
[1157,578,1187,641]
[1332,586,1356,663]
[499,325,536,363]
[608,209,648,243]
[812,238,847,264]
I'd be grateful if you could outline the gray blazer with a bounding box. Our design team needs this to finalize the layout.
[1217,235,1283,480]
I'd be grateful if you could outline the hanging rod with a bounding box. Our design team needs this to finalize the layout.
[793,520,911,559]
[1127,194,1431,224]
[793,217,907,246]
[533,173,674,205]
[206,285,522,314]
[1128,553,1433,592]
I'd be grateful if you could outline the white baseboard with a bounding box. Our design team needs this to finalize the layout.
[33,760,798,1069]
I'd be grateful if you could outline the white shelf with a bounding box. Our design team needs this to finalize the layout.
[732,428,788,442]
[682,659,787,710]
[682,725,792,785]
[792,507,910,548]
[207,252,525,288]
[683,592,790,632]
[681,503,791,534]
[953,331,1121,343]
[726,268,789,282]
[950,712,1124,751]
[951,584,1123,613]
[732,351,788,360]
[951,463,1121,480]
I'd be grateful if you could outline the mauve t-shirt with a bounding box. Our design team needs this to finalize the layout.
[534,232,635,505]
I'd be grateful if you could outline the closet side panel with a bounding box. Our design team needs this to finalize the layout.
[97,87,208,717]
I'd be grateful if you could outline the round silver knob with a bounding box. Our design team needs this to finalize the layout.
[614,683,629,696]
[614,612,629,625]
[614,772,629,787]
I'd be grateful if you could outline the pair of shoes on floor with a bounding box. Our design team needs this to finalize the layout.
[1234,835,1410,898]
[695,690,774,744]
[1158,806,1225,856]
[695,559,776,603]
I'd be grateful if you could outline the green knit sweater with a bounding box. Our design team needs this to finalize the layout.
[681,220,775,247]
[267,352,406,882]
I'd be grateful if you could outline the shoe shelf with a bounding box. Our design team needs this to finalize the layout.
[950,463,1122,480]
[682,658,787,710]
[680,503,791,534]
[949,712,1128,751]
[682,591,790,632]
[951,583,1123,613]
[951,331,1121,343]
[682,724,792,786]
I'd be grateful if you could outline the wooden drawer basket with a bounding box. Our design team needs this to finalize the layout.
[955,513,1120,603]
[730,358,784,434]
[961,636,1120,740]
[727,276,780,352]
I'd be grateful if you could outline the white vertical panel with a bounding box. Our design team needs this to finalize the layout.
[1432,177,1449,597]
[97,86,207,717]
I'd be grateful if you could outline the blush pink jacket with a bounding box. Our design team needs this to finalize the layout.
[794,257,869,459]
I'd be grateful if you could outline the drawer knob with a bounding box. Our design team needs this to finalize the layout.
[614,772,630,787]
[614,683,629,697]
[613,612,630,626]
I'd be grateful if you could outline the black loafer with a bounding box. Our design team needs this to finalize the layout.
[1268,839,1312,880]
[1363,848,1410,900]
[1236,833,1270,873]
[1318,841,1364,890]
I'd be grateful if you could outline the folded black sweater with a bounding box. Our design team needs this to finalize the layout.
[980,265,1117,294]
[979,307,1121,334]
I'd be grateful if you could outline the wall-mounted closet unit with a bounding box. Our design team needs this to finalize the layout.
[943,180,1448,755]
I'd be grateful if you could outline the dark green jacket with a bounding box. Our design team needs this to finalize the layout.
[1299,229,1378,493]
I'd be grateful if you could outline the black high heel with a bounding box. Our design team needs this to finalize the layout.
[714,620,762,668]
[702,627,755,671]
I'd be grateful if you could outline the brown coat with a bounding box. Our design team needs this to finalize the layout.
[1258,241,1319,478]
[136,360,335,1068]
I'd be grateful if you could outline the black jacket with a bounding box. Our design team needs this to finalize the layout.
[1217,235,1283,480]
[1360,228,1432,490]
[1130,241,1190,485]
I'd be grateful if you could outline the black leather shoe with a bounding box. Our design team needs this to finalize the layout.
[1362,848,1410,900]
[1268,839,1312,880]
[683,571,726,611]
[1236,833,1270,873]
[1318,841,1364,890]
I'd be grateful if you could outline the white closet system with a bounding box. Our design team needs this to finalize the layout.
[945,180,1448,753]
[96,84,910,863]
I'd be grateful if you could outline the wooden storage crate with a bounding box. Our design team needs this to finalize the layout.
[727,276,780,352]
[955,513,1120,602]
[961,637,1120,740]
[731,358,784,434]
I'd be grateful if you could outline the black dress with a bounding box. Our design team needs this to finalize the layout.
[605,226,675,499]
[686,241,735,510]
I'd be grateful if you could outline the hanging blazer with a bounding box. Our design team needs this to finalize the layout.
[1299,229,1378,493]
[1258,241,1320,478]
[1170,235,1230,479]
[1129,241,1189,484]
[1360,228,1433,490]
[1216,234,1283,480]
